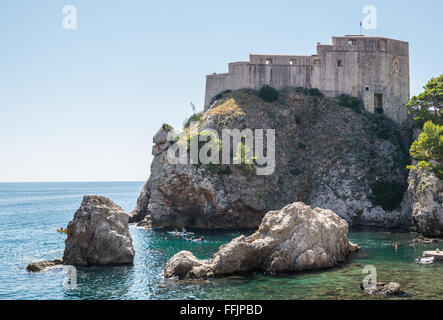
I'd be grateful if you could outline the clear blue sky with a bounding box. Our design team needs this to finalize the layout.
[1,0,442,182]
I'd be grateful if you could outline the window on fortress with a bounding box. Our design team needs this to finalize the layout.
[265,58,273,65]
[393,57,400,73]
[338,60,343,67]
[289,59,296,65]
[348,40,354,46]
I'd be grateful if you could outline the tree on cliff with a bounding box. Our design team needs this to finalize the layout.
[408,120,443,178]
[407,74,443,127]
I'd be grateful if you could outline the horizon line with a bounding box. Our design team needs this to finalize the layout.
[0,180,146,184]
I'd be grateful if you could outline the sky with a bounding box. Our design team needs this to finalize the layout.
[0,0,442,182]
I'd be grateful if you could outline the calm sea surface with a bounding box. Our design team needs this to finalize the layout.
[0,182,441,300]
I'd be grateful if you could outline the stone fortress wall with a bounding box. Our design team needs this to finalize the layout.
[204,35,410,124]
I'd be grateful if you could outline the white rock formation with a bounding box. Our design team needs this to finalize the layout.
[164,202,358,279]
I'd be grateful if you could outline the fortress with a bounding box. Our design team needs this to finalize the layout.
[204,35,410,124]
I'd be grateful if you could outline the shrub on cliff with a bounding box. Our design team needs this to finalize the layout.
[407,74,443,128]
[307,88,324,98]
[338,94,362,113]
[162,123,173,131]
[294,87,324,98]
[258,85,279,102]
[183,112,203,129]
[407,120,443,178]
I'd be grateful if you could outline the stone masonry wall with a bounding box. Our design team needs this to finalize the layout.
[204,36,410,124]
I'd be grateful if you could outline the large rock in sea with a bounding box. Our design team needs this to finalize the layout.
[164,202,357,279]
[402,168,443,237]
[63,195,135,265]
[131,89,411,230]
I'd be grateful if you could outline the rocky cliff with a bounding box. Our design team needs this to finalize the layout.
[402,168,443,237]
[131,88,412,229]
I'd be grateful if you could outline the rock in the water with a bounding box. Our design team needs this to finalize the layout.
[63,195,135,265]
[413,236,439,244]
[26,259,62,272]
[361,282,405,297]
[128,207,148,224]
[349,241,361,253]
[164,251,213,279]
[164,202,356,279]
[136,216,152,228]
[402,169,443,237]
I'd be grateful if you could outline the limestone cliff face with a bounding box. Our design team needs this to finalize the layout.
[402,168,443,237]
[131,89,412,229]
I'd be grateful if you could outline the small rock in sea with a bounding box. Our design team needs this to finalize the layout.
[26,259,63,272]
[360,281,406,297]
[63,195,135,266]
[136,217,152,229]
[413,237,439,244]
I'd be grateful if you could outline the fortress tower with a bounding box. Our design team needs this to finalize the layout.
[204,35,410,124]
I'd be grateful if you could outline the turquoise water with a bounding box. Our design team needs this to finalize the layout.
[0,182,442,300]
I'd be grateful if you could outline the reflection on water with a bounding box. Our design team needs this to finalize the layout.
[0,182,442,300]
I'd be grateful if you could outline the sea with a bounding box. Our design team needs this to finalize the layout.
[0,182,441,300]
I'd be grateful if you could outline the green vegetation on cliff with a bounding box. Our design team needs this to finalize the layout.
[407,74,443,128]
[258,85,279,102]
[338,94,363,114]
[408,121,443,178]
[407,75,443,179]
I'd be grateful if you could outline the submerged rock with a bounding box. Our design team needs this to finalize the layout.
[413,237,439,244]
[26,259,63,272]
[164,202,356,279]
[63,195,135,265]
[361,282,405,297]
